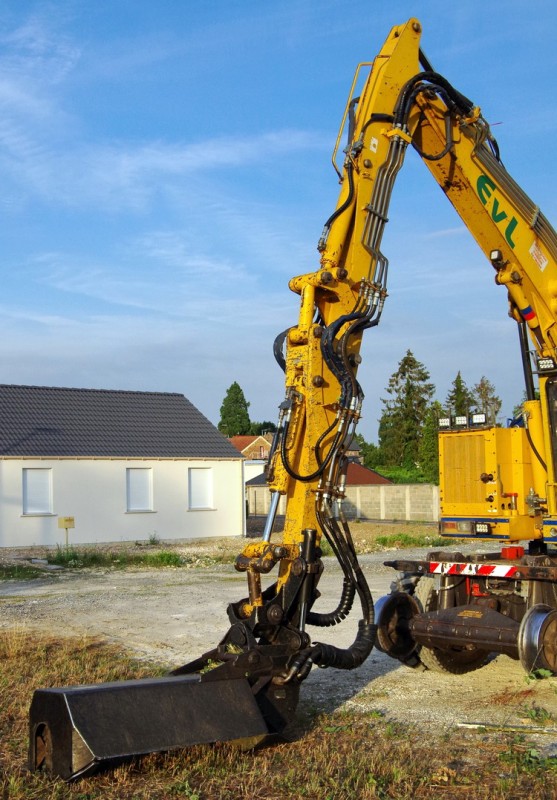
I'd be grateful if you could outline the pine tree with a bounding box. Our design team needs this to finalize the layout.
[445,371,474,418]
[418,400,443,483]
[218,382,251,436]
[378,350,435,468]
[473,376,502,426]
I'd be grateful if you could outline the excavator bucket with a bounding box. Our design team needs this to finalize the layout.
[28,524,372,782]
[28,640,301,781]
[29,675,268,780]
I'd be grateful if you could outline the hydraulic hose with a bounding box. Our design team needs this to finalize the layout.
[412,111,454,162]
[394,71,474,126]
[280,417,345,483]
[298,509,376,676]
[525,424,548,473]
[306,576,356,627]
[318,162,356,252]
[273,328,289,373]
[312,620,376,669]
[320,297,370,407]
[314,417,342,467]
[287,620,376,680]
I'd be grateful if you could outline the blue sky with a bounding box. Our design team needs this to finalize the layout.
[1,1,557,441]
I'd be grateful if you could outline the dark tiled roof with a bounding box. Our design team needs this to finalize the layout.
[246,472,268,486]
[0,385,240,459]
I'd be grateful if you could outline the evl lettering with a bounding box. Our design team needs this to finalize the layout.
[477,174,517,248]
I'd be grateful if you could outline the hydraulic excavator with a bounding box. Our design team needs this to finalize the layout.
[29,18,557,780]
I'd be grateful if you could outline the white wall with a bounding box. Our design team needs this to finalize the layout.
[243,460,266,484]
[0,458,245,548]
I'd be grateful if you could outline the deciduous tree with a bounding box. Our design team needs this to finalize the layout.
[249,420,277,435]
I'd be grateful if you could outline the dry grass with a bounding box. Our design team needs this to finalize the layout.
[2,630,557,799]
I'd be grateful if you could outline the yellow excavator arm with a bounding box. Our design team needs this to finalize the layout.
[260,17,557,556]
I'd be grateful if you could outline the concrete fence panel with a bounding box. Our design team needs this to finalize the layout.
[247,484,439,523]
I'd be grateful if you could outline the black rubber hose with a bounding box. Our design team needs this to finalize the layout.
[412,111,453,162]
[290,620,376,679]
[360,112,394,138]
[313,620,376,670]
[419,48,434,72]
[280,417,344,483]
[321,309,368,406]
[395,71,474,126]
[306,576,356,627]
[347,96,358,145]
[273,328,288,372]
[318,162,355,249]
[314,417,341,467]
[525,424,547,473]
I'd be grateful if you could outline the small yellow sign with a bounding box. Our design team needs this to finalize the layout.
[58,516,75,529]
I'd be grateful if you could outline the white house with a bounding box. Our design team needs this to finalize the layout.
[0,385,245,548]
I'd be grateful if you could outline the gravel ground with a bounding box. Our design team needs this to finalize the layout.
[3,530,557,755]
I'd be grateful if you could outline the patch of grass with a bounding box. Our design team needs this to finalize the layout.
[374,532,446,549]
[2,631,557,799]
[526,667,554,682]
[5,524,454,583]
[142,550,183,568]
[0,564,44,580]
[49,546,112,568]
[522,703,554,724]
[315,524,449,556]
[318,538,333,557]
[499,735,557,774]
[45,545,233,571]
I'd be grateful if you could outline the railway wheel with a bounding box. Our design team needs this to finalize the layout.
[414,577,490,675]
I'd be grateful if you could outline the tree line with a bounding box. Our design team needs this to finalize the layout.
[361,349,502,483]
[217,350,503,484]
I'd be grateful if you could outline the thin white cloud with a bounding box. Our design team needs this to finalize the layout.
[0,11,323,210]
[0,127,321,209]
[0,13,80,85]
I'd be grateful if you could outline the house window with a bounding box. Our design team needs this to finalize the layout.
[22,468,53,515]
[188,467,213,510]
[126,468,153,512]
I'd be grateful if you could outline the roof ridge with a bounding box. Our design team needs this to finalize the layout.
[0,384,182,397]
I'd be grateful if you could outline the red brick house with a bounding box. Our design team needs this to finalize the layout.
[229,434,273,461]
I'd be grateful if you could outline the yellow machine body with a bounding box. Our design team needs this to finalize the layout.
[439,426,540,541]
